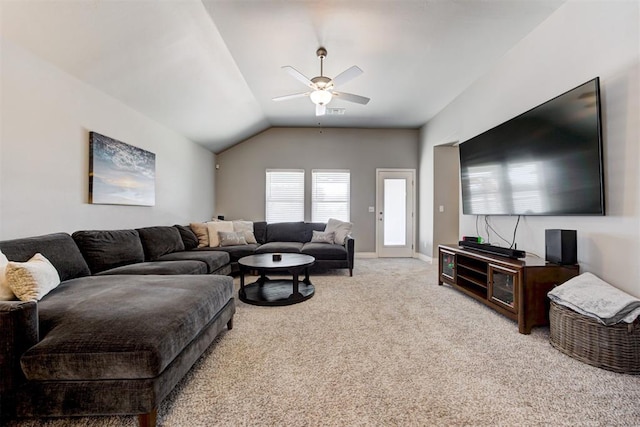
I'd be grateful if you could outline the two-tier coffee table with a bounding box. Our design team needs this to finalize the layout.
[238,253,315,306]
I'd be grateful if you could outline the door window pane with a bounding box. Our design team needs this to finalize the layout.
[384,178,406,245]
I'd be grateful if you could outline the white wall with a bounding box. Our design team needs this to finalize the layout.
[0,40,216,239]
[216,127,419,252]
[419,0,640,295]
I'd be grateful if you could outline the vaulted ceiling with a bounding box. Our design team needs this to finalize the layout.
[1,0,565,152]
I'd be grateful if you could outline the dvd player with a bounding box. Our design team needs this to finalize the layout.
[458,240,525,259]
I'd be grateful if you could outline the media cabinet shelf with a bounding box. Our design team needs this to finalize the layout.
[438,244,579,334]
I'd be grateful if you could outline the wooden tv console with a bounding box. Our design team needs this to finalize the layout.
[438,244,579,334]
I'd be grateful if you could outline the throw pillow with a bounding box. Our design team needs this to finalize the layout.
[174,225,199,250]
[6,253,61,301]
[207,221,234,247]
[189,222,210,248]
[311,230,335,244]
[0,250,16,301]
[218,231,248,247]
[325,218,353,245]
[137,226,185,261]
[233,220,258,244]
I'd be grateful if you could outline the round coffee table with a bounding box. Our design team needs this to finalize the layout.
[238,253,315,306]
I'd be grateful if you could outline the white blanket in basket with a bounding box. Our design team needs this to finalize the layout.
[548,272,640,325]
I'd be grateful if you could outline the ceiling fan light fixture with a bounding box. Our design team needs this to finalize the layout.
[310,89,332,105]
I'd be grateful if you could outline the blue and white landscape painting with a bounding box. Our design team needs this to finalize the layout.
[89,132,155,206]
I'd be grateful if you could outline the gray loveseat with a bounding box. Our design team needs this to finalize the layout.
[0,232,235,427]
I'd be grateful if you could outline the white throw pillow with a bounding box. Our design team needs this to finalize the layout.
[207,221,234,247]
[6,253,61,301]
[0,249,17,301]
[233,220,257,244]
[325,218,353,245]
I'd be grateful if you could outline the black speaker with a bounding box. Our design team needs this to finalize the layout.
[545,229,577,265]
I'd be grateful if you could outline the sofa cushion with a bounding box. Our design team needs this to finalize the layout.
[266,222,309,243]
[232,221,257,244]
[137,226,185,261]
[95,260,207,276]
[72,230,145,274]
[7,253,61,301]
[325,218,353,245]
[20,274,234,381]
[157,251,230,273]
[193,244,259,263]
[311,230,335,244]
[218,231,247,247]
[305,222,327,242]
[207,221,234,247]
[0,249,15,300]
[174,225,199,250]
[301,242,348,260]
[254,242,303,254]
[253,221,268,244]
[0,233,91,282]
[189,222,210,248]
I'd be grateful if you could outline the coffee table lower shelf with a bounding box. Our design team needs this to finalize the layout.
[238,253,316,306]
[239,278,314,306]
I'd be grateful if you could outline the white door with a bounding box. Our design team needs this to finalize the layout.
[376,169,415,257]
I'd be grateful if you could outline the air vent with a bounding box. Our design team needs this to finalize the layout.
[326,108,346,115]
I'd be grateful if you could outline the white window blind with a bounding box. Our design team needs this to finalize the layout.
[312,170,350,223]
[265,169,305,223]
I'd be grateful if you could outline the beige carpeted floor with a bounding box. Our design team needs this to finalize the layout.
[8,258,640,426]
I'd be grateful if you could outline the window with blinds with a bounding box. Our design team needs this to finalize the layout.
[265,169,305,223]
[312,170,350,223]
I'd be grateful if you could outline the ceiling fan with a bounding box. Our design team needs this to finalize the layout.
[273,47,370,116]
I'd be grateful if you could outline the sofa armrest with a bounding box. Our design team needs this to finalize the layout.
[345,235,355,276]
[0,300,38,416]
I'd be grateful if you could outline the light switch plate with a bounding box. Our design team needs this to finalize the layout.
[368,206,375,213]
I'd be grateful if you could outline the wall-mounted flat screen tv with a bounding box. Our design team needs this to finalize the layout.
[459,77,604,216]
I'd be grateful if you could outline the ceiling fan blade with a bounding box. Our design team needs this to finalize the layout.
[332,91,370,105]
[316,103,326,116]
[282,66,316,89]
[331,66,363,87]
[272,92,310,102]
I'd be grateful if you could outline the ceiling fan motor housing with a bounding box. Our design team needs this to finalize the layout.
[311,76,332,90]
[316,47,327,59]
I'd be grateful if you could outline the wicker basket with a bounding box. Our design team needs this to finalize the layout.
[549,300,640,375]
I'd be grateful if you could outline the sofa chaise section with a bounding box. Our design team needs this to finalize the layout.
[0,232,235,426]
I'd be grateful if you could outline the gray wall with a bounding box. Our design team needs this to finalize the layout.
[418,1,640,296]
[215,127,419,252]
[432,145,459,254]
[1,40,216,239]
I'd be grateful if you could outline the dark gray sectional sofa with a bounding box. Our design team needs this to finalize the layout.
[0,231,235,427]
[0,220,354,426]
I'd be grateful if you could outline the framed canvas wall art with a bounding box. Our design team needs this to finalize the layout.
[89,132,155,206]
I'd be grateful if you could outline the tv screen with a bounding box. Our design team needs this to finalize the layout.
[459,78,604,216]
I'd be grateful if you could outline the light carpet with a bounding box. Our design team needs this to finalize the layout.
[7,258,640,426]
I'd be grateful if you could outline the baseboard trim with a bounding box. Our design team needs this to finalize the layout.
[355,252,377,259]
[415,253,433,263]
